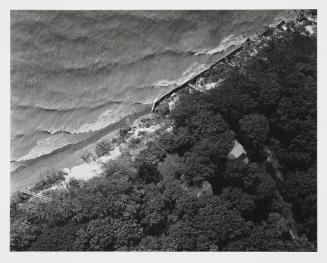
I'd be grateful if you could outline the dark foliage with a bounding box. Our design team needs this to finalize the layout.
[239,113,270,160]
[279,167,317,240]
[135,142,166,184]
[29,221,81,251]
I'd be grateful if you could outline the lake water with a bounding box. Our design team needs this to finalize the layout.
[11,10,295,163]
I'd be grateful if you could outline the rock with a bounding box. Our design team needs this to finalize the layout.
[229,140,248,163]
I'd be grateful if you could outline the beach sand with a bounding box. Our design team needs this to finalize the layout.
[10,107,150,193]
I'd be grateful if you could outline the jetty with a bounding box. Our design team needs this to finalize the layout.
[151,43,245,112]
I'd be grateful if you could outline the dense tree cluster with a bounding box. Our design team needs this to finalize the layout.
[161,21,316,248]
[10,20,316,251]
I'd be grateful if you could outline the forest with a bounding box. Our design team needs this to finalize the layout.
[10,19,317,251]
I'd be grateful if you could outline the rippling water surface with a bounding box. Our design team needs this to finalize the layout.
[11,10,294,162]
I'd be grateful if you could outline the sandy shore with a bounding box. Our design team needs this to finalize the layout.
[10,106,151,193]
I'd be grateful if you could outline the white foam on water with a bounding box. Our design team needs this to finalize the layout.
[17,133,74,162]
[208,35,246,55]
[195,34,247,56]
[74,106,127,134]
[153,63,210,91]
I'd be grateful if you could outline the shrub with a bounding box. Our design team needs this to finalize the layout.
[95,140,113,157]
[156,103,170,116]
[73,218,115,251]
[81,151,96,163]
[31,170,66,192]
[29,222,81,251]
[130,137,141,146]
[239,114,270,161]
[101,156,137,181]
[119,127,131,138]
[10,219,39,251]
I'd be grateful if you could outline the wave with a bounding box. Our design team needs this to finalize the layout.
[12,127,77,141]
[71,102,150,134]
[194,34,249,56]
[152,63,209,89]
[12,51,221,160]
[13,102,148,162]
[13,101,148,139]
[11,106,150,166]
[11,10,295,166]
[15,100,125,113]
[11,48,199,76]
[12,60,212,163]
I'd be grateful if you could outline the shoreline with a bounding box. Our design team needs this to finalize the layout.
[151,43,245,112]
[151,14,302,112]
[10,46,245,192]
[11,11,307,193]
[10,105,151,192]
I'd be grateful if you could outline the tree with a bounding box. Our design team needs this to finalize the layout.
[199,113,230,137]
[73,218,115,251]
[170,90,210,129]
[272,118,317,171]
[101,154,137,181]
[279,167,316,240]
[140,185,167,235]
[167,220,198,251]
[175,191,199,219]
[74,217,143,251]
[239,113,270,160]
[187,110,229,138]
[16,193,72,227]
[158,178,185,209]
[29,222,81,251]
[223,159,259,193]
[136,235,163,251]
[182,151,216,186]
[220,187,255,218]
[193,196,248,248]
[134,142,166,184]
[206,75,257,127]
[257,81,282,113]
[169,127,197,155]
[10,218,39,251]
[111,219,143,250]
[193,131,235,164]
[255,173,276,201]
[158,131,180,153]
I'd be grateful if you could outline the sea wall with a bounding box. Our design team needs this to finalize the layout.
[151,11,307,112]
